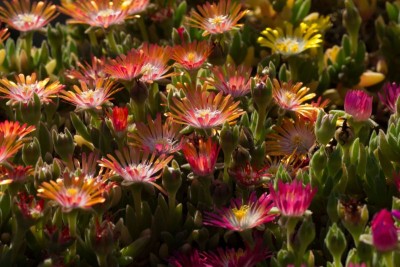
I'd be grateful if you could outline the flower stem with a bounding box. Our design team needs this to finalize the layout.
[96,254,108,267]
[131,184,143,222]
[106,30,120,55]
[137,17,149,42]
[285,217,298,252]
[383,252,394,267]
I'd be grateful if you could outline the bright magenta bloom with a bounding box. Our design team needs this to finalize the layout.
[270,180,316,217]
[371,209,398,252]
[169,249,209,267]
[109,106,129,133]
[182,137,220,177]
[203,192,276,231]
[378,82,400,113]
[0,0,58,32]
[129,114,182,155]
[344,90,373,121]
[99,146,173,187]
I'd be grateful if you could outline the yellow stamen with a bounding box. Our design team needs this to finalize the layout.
[232,205,250,221]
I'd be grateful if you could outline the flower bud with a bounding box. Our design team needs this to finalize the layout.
[172,27,190,45]
[208,41,227,66]
[220,123,239,158]
[251,78,272,114]
[371,209,397,252]
[22,137,41,166]
[19,93,41,125]
[315,111,338,145]
[211,180,230,207]
[343,0,361,49]
[162,164,182,196]
[52,128,75,161]
[292,215,316,254]
[130,80,148,105]
[231,146,251,169]
[310,147,327,176]
[325,223,347,262]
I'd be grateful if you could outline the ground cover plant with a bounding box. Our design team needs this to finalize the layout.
[0,0,399,266]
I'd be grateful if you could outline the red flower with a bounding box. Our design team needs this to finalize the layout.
[110,106,128,133]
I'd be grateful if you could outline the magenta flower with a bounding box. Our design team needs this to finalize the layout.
[169,249,210,267]
[344,90,373,121]
[348,263,367,267]
[371,209,398,252]
[203,192,276,231]
[378,82,400,113]
[270,180,317,217]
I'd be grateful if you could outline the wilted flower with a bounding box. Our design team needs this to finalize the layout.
[104,48,146,81]
[229,163,270,187]
[203,192,276,231]
[37,173,107,212]
[66,56,109,87]
[272,79,317,119]
[60,79,122,111]
[129,114,182,155]
[0,164,33,185]
[108,106,129,133]
[182,137,220,177]
[0,73,64,105]
[59,0,131,28]
[258,23,322,56]
[371,209,398,252]
[171,40,212,71]
[168,83,244,129]
[344,90,373,121]
[207,64,253,98]
[99,146,173,187]
[0,0,58,32]
[187,0,248,36]
[15,192,44,220]
[270,180,317,217]
[378,82,400,113]
[266,119,316,157]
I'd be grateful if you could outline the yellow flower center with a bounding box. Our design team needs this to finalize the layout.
[292,135,302,146]
[232,205,250,221]
[186,52,197,62]
[66,187,79,197]
[97,8,121,18]
[208,15,228,26]
[275,38,304,54]
[195,108,221,119]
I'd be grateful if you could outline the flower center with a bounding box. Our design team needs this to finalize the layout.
[208,15,228,26]
[186,52,197,62]
[232,205,250,222]
[194,108,221,119]
[13,13,43,27]
[275,38,304,54]
[96,8,122,19]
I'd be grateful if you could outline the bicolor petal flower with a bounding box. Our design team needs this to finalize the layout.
[182,137,220,177]
[187,0,248,36]
[171,40,212,71]
[258,23,322,56]
[0,120,36,139]
[203,192,276,231]
[104,48,146,81]
[37,173,107,212]
[371,209,398,252]
[129,113,182,155]
[207,64,253,98]
[265,119,316,157]
[272,79,317,119]
[0,164,33,185]
[59,0,131,28]
[139,43,173,83]
[99,146,173,187]
[0,73,64,105]
[344,90,373,122]
[66,56,109,87]
[168,83,244,129]
[270,180,317,217]
[60,78,122,111]
[0,0,58,32]
[378,82,400,113]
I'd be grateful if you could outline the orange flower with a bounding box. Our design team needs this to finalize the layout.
[0,0,58,32]
[139,43,173,83]
[171,40,212,71]
[59,0,131,28]
[66,56,109,87]
[104,48,146,81]
[0,73,64,105]
[187,0,248,36]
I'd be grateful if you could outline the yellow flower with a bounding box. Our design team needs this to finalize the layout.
[258,22,322,56]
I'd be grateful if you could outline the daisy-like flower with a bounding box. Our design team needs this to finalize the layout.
[0,164,33,185]
[187,0,248,36]
[104,48,146,81]
[171,40,212,71]
[99,146,173,187]
[270,180,316,217]
[203,192,276,231]
[344,90,373,122]
[168,83,244,129]
[379,82,400,113]
[139,43,173,83]
[258,22,322,56]
[108,106,129,133]
[207,64,253,98]
[60,78,122,111]
[229,163,270,187]
[0,73,64,105]
[0,26,9,43]
[265,119,316,157]
[0,120,35,139]
[66,56,109,87]
[59,0,131,28]
[37,173,106,212]
[169,249,209,267]
[129,114,182,155]
[0,0,58,32]
[203,240,270,267]
[272,79,317,119]
[182,137,220,177]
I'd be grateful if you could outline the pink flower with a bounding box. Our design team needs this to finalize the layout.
[270,180,317,217]
[169,249,209,267]
[344,90,373,121]
[182,137,220,177]
[203,192,276,231]
[371,209,398,252]
[379,82,400,113]
[348,263,367,267]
